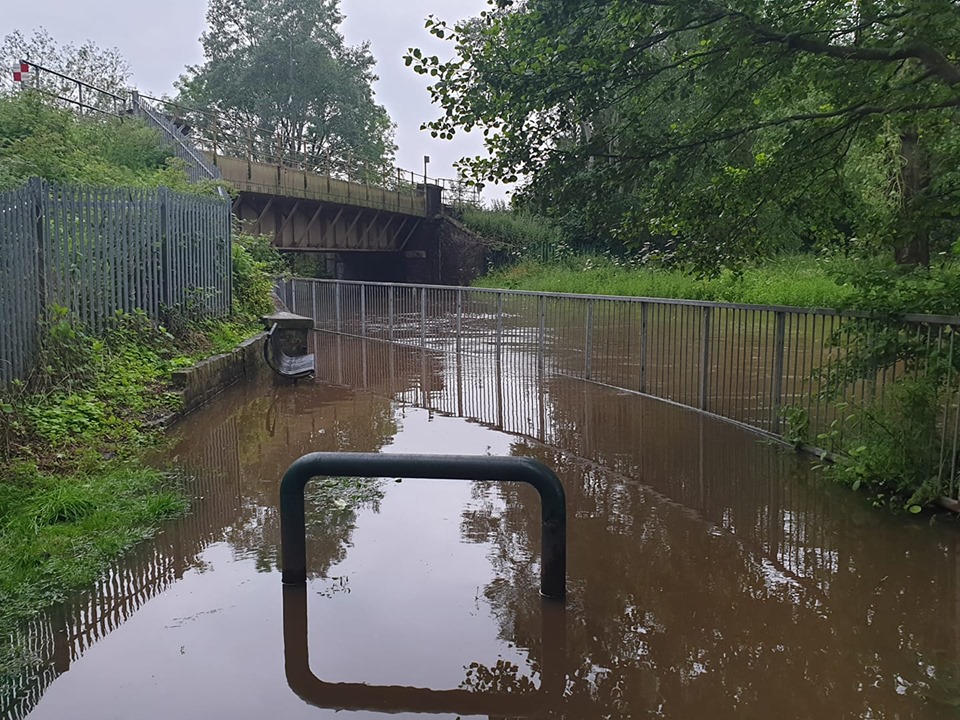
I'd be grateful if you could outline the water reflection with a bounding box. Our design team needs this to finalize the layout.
[313,331,960,718]
[4,372,414,720]
[7,325,960,719]
[282,585,566,716]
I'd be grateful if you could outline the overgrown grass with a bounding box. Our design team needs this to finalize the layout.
[477,254,855,308]
[459,206,569,264]
[0,307,258,678]
[0,463,187,632]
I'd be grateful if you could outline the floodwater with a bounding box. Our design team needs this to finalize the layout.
[6,329,960,719]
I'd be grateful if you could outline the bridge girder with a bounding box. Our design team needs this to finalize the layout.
[234,192,422,252]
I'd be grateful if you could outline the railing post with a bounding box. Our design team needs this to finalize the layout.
[334,281,342,334]
[772,311,786,430]
[639,302,648,393]
[538,295,546,377]
[30,178,48,319]
[584,299,594,380]
[495,292,504,357]
[700,306,712,411]
[456,289,464,417]
[420,287,427,348]
[360,284,367,338]
[159,186,170,312]
[388,285,395,342]
[455,288,463,356]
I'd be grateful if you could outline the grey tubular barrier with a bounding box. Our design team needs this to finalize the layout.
[279,452,567,600]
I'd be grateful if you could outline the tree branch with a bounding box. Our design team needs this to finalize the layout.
[751,28,960,87]
[582,96,960,162]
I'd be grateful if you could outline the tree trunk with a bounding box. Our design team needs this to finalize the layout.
[894,128,930,266]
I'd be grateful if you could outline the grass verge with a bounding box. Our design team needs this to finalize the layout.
[0,312,260,681]
[476,254,855,308]
[0,464,187,650]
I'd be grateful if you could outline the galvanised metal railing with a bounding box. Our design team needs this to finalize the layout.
[278,278,960,499]
[138,93,481,205]
[131,92,222,186]
[306,335,854,595]
[0,180,232,387]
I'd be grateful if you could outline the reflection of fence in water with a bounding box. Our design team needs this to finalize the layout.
[311,330,842,591]
[286,279,960,499]
[1,420,241,720]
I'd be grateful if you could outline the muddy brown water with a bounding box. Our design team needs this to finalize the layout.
[6,330,960,719]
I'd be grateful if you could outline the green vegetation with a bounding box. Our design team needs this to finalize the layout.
[0,252,274,645]
[425,0,960,513]
[232,230,288,320]
[477,254,854,308]
[460,205,570,264]
[0,55,319,649]
[411,0,960,273]
[0,310,200,669]
[0,464,187,661]
[806,263,960,510]
[0,91,224,194]
[177,0,396,177]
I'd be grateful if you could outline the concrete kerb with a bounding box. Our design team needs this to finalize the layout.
[154,332,268,427]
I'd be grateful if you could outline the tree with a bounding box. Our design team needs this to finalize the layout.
[1,28,130,109]
[410,0,960,272]
[178,0,396,178]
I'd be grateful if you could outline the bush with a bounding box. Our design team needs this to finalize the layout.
[232,232,283,320]
[815,261,960,510]
[815,380,944,511]
[460,206,571,265]
[0,90,221,196]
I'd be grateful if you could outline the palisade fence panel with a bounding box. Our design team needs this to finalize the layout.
[0,185,41,387]
[0,180,231,387]
[280,277,960,498]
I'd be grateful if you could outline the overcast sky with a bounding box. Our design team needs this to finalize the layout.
[1,0,511,200]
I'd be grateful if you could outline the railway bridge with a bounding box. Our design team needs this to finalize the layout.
[211,153,449,283]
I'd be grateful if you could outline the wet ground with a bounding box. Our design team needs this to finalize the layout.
[7,331,960,719]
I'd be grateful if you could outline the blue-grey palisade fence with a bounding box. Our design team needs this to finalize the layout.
[279,278,960,501]
[0,179,231,386]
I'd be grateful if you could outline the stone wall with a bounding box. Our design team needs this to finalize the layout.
[168,333,267,418]
[437,214,500,286]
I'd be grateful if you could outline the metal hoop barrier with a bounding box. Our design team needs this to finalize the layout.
[279,452,566,600]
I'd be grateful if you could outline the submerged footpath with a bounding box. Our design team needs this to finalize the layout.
[0,311,265,678]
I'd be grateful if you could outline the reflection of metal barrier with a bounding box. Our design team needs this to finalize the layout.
[279,452,566,599]
[282,584,566,715]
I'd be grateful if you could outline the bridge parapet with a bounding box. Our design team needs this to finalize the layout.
[214,155,429,218]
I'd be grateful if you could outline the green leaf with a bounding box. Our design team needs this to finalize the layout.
[908,505,923,514]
